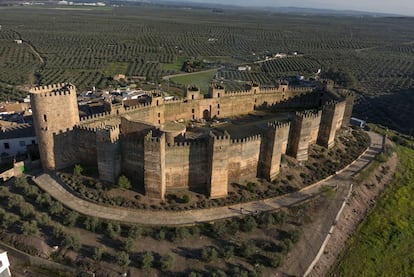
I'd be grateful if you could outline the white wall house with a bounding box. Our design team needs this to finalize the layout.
[0,123,37,157]
[0,250,11,277]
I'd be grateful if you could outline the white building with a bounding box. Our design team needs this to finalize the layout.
[0,123,37,158]
[0,250,11,277]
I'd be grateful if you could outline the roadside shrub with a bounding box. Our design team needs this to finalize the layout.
[64,211,79,227]
[240,216,257,232]
[128,224,143,239]
[211,221,227,237]
[106,222,121,239]
[257,213,275,228]
[272,211,287,224]
[170,227,190,242]
[154,229,166,240]
[83,216,101,232]
[49,201,64,216]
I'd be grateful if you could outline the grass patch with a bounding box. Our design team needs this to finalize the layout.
[170,69,217,94]
[160,57,187,72]
[102,62,129,77]
[330,143,414,276]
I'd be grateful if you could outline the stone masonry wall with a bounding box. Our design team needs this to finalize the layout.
[30,84,79,170]
[228,136,262,184]
[258,122,291,181]
[164,142,209,190]
[287,110,322,161]
[208,133,230,198]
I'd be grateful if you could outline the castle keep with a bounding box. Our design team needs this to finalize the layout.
[30,81,353,200]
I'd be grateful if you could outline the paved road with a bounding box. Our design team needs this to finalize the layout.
[32,131,383,226]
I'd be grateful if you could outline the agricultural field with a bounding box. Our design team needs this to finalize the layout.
[0,5,413,130]
[330,132,414,276]
[170,69,218,94]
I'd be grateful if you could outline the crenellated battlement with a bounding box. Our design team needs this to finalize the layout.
[260,87,282,94]
[166,139,207,148]
[144,131,163,143]
[80,111,112,122]
[30,83,76,97]
[74,124,99,133]
[267,121,291,130]
[231,134,261,144]
[209,131,230,141]
[224,89,254,97]
[296,109,322,119]
[96,125,120,143]
[51,127,73,136]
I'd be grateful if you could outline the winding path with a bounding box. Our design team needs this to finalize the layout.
[11,30,45,67]
[32,131,383,226]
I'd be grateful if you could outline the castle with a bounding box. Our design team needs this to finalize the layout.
[29,81,354,200]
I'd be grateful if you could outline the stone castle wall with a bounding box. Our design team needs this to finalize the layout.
[228,135,262,184]
[165,141,209,190]
[30,81,354,200]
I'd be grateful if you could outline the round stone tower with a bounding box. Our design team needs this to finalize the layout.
[30,83,79,170]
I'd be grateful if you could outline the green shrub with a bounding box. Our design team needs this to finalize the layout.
[49,201,64,215]
[240,216,257,232]
[182,194,190,203]
[201,246,218,262]
[64,211,79,227]
[8,194,24,208]
[21,220,39,236]
[117,175,131,189]
[52,224,65,239]
[160,253,175,271]
[2,213,20,228]
[73,164,83,179]
[93,246,105,261]
[83,216,101,232]
[139,251,154,269]
[240,240,256,258]
[222,245,234,260]
[268,253,281,268]
[128,224,143,239]
[211,221,227,237]
[63,234,81,251]
[117,251,130,267]
[19,202,35,217]
[123,238,134,252]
